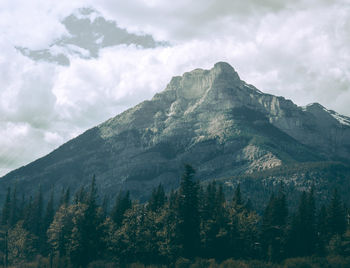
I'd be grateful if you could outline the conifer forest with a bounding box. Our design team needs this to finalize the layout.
[1,165,350,267]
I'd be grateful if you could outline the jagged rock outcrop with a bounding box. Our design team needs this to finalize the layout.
[1,62,350,202]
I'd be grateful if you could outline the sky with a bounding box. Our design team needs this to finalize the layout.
[0,0,350,176]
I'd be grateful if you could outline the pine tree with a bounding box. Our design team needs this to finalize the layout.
[261,184,288,261]
[23,196,33,231]
[7,221,38,264]
[17,193,26,222]
[32,186,44,237]
[287,189,316,257]
[316,204,328,255]
[102,194,109,217]
[161,189,180,260]
[327,189,346,237]
[201,182,217,256]
[48,203,76,258]
[201,182,216,222]
[232,184,244,212]
[201,182,230,260]
[59,188,70,207]
[148,184,166,212]
[9,184,18,226]
[175,164,200,258]
[110,203,142,263]
[237,209,260,259]
[44,191,55,233]
[43,191,55,255]
[111,191,132,227]
[69,176,106,267]
[305,187,316,254]
[74,186,87,204]
[1,187,11,226]
[137,207,163,264]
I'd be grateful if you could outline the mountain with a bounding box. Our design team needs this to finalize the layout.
[1,62,350,203]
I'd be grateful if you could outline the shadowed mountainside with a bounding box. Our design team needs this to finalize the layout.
[1,62,350,202]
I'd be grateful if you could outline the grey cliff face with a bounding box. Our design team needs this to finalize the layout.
[1,62,350,202]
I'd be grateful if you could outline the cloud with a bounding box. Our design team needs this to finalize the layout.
[16,7,163,66]
[1,0,350,176]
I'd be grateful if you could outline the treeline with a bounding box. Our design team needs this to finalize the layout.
[0,164,350,267]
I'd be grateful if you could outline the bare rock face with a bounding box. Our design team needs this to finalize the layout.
[1,62,350,201]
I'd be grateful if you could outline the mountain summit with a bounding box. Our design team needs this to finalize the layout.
[1,62,350,201]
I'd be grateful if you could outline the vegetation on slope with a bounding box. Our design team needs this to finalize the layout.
[0,165,349,267]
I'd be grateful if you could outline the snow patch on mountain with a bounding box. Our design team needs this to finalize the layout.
[328,110,350,126]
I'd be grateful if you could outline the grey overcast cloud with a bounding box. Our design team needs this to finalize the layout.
[1,0,350,176]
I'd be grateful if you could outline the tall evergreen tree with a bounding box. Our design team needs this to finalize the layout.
[111,191,132,227]
[1,187,11,226]
[306,187,317,253]
[201,182,217,222]
[74,186,87,204]
[42,191,55,255]
[44,191,55,232]
[175,164,200,258]
[48,203,76,258]
[23,196,34,233]
[201,182,230,260]
[17,193,26,222]
[287,189,316,257]
[101,194,109,217]
[148,184,166,212]
[9,184,18,226]
[59,188,70,207]
[261,184,288,261]
[232,184,243,212]
[69,176,106,267]
[316,204,328,255]
[32,186,44,237]
[327,189,346,237]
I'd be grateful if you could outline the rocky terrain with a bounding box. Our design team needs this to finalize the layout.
[1,62,350,202]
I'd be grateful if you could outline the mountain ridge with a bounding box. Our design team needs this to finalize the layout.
[1,62,350,202]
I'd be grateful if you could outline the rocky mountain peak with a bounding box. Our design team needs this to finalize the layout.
[212,61,240,80]
[304,102,326,111]
[1,62,350,203]
[165,62,241,100]
[304,102,350,127]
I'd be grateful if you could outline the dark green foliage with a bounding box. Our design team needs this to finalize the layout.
[23,196,34,232]
[18,193,26,221]
[59,187,70,207]
[111,190,132,227]
[101,194,109,217]
[6,221,37,264]
[9,185,18,226]
[44,191,55,232]
[200,182,231,260]
[175,164,200,258]
[316,205,328,255]
[47,203,75,258]
[148,184,166,212]
[69,176,106,267]
[286,189,316,257]
[32,186,43,237]
[222,161,350,213]
[261,185,288,261]
[327,189,347,237]
[42,191,55,255]
[1,169,350,267]
[232,184,243,210]
[74,185,87,204]
[1,187,11,226]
